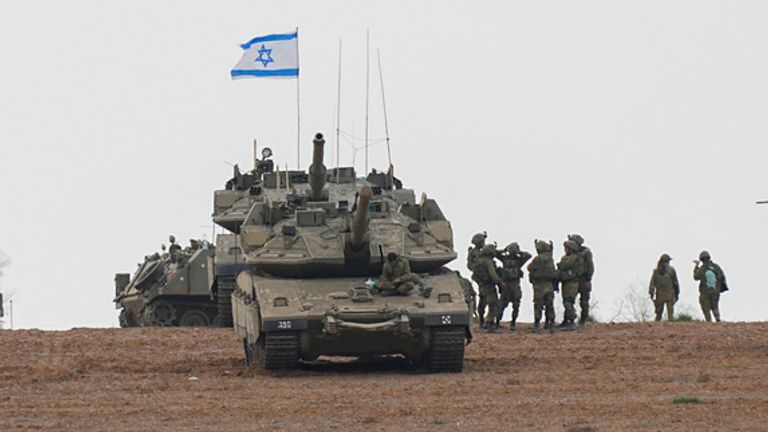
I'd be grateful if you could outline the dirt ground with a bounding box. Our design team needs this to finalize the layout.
[1,322,767,432]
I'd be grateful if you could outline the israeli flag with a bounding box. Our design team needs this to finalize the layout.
[231,31,299,79]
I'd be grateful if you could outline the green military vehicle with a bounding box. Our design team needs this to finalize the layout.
[114,237,217,327]
[210,146,276,327]
[230,133,471,372]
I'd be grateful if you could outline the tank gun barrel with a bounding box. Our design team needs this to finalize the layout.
[350,186,373,251]
[309,133,327,201]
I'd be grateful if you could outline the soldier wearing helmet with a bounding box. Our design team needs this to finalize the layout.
[527,240,557,333]
[472,244,506,332]
[467,233,492,326]
[567,233,594,326]
[557,240,584,331]
[693,250,727,322]
[648,253,679,321]
[497,242,532,331]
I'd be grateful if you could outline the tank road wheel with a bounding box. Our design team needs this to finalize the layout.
[118,309,138,328]
[216,276,235,327]
[179,309,211,327]
[253,332,299,369]
[144,303,176,327]
[427,326,466,373]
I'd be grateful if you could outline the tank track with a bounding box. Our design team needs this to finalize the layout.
[428,326,466,373]
[216,276,235,327]
[256,332,300,369]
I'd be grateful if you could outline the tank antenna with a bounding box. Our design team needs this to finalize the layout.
[364,27,370,175]
[376,48,393,186]
[335,38,342,185]
[253,139,258,171]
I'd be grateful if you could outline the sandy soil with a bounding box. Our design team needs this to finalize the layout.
[1,322,767,431]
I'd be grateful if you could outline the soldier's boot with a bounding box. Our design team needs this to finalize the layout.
[562,320,577,331]
[530,322,540,334]
[479,316,485,329]
[510,308,519,332]
[579,310,588,327]
[509,321,516,332]
[546,320,556,334]
[558,318,568,328]
[703,310,712,322]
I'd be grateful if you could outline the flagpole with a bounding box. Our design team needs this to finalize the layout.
[364,27,370,175]
[296,26,301,170]
[335,38,342,184]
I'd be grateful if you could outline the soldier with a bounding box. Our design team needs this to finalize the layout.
[557,240,583,331]
[693,251,727,322]
[568,234,594,326]
[168,235,182,254]
[378,252,416,295]
[648,253,679,321]
[497,242,532,331]
[527,240,557,333]
[467,232,487,326]
[473,244,506,332]
[454,270,477,321]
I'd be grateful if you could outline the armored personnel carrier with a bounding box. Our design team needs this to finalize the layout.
[114,237,217,327]
[229,133,470,372]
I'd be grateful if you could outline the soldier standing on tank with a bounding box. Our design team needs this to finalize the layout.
[497,242,532,332]
[557,240,583,331]
[693,251,727,322]
[648,253,679,321]
[568,234,594,326]
[378,252,416,295]
[467,233,487,326]
[473,245,506,332]
[527,240,557,333]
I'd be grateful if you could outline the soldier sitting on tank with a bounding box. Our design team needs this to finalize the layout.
[378,252,416,296]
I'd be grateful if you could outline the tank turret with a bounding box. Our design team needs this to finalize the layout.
[349,186,372,251]
[308,133,327,201]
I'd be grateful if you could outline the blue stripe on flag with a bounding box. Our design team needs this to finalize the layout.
[240,32,298,50]
[231,68,299,78]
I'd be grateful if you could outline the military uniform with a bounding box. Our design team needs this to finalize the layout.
[473,245,504,331]
[557,241,584,330]
[693,251,726,322]
[378,256,416,295]
[527,240,557,332]
[568,234,594,326]
[498,243,532,330]
[648,254,679,321]
[467,233,487,325]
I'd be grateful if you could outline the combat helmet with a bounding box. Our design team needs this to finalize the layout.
[659,253,672,262]
[471,232,487,246]
[699,250,711,260]
[563,240,579,252]
[505,242,520,253]
[568,234,584,246]
[534,239,552,253]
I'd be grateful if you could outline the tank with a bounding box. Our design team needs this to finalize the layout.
[229,133,471,372]
[210,146,276,327]
[114,237,217,327]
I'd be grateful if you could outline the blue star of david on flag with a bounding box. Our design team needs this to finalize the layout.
[231,31,299,79]
[255,44,274,68]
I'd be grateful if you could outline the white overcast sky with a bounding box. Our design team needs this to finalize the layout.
[1,1,767,329]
